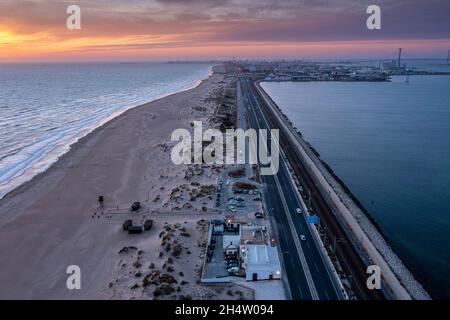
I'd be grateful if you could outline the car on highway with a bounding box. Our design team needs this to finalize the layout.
[300,235,306,241]
[296,208,302,214]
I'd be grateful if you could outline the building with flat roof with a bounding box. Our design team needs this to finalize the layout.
[240,244,282,281]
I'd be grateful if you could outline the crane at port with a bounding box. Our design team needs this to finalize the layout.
[398,48,403,67]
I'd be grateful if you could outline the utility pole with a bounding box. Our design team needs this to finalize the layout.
[397,48,403,67]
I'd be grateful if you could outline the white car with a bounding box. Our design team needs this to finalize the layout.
[296,208,302,214]
[300,235,306,241]
[227,266,239,275]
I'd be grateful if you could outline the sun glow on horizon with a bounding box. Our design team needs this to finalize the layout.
[0,26,187,61]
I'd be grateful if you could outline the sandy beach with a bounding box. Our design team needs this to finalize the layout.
[0,66,251,300]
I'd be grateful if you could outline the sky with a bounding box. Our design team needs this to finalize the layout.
[0,0,449,62]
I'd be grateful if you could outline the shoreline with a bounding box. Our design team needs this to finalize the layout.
[0,64,214,201]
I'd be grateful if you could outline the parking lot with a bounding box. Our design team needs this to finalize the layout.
[215,165,263,220]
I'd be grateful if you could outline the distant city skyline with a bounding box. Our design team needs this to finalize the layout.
[1,0,449,62]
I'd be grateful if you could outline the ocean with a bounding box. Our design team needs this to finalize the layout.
[261,60,450,298]
[0,62,211,199]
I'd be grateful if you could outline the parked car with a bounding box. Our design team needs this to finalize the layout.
[225,254,237,260]
[227,266,239,274]
[226,257,238,263]
[254,212,264,219]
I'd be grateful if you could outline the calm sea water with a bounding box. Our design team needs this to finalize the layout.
[0,62,211,198]
[261,63,450,298]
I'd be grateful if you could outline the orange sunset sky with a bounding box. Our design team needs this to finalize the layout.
[1,0,449,62]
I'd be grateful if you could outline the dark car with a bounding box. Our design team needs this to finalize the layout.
[226,257,238,264]
[254,212,264,219]
[122,219,132,231]
[225,254,237,260]
[144,219,153,230]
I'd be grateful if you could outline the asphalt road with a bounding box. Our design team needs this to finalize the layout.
[239,76,342,300]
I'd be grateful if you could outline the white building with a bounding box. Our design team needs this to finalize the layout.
[241,244,282,281]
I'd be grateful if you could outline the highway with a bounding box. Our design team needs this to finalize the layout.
[239,76,342,300]
[241,74,386,300]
